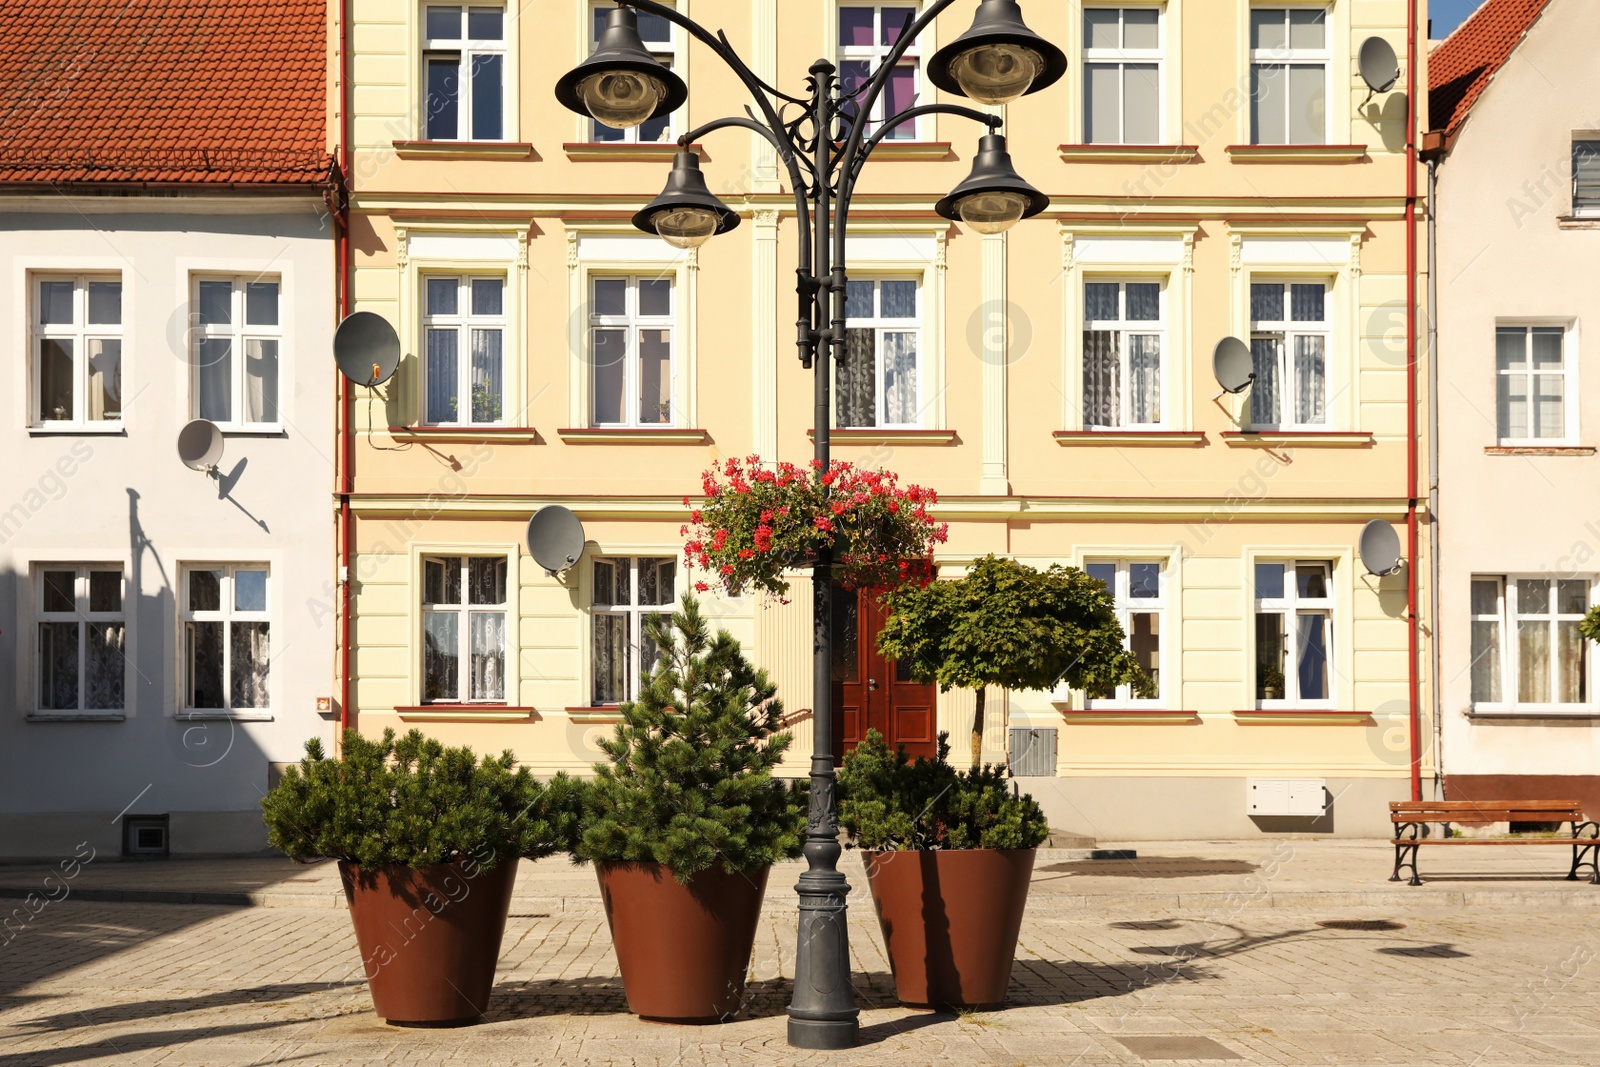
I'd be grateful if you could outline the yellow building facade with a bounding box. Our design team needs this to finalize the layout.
[339,0,1430,838]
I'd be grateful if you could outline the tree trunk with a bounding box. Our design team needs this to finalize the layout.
[970,685,985,769]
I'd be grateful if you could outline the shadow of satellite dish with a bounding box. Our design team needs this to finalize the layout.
[334,311,401,387]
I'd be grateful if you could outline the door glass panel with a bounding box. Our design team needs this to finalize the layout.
[830,590,858,682]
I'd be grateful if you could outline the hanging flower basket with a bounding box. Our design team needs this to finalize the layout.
[682,456,948,598]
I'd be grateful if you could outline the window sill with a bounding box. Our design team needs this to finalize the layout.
[178,711,274,722]
[565,706,624,724]
[27,425,125,436]
[387,425,541,443]
[556,427,710,444]
[848,141,953,161]
[1467,706,1600,720]
[393,140,535,160]
[1053,430,1206,447]
[1485,445,1596,457]
[1055,705,1202,724]
[27,713,126,723]
[1233,708,1373,724]
[1557,216,1600,229]
[394,705,538,722]
[1225,144,1369,163]
[806,428,959,445]
[1057,144,1199,164]
[1221,431,1374,448]
[563,142,702,162]
[211,425,286,437]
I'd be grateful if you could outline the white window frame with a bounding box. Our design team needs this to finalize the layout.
[838,275,924,429]
[1253,559,1334,709]
[190,274,283,430]
[590,555,678,705]
[1495,323,1578,446]
[836,3,924,141]
[1573,138,1600,217]
[421,3,509,141]
[1082,6,1165,145]
[1249,277,1330,430]
[1470,576,1595,714]
[30,275,124,428]
[1083,277,1167,429]
[587,1,678,144]
[422,273,508,426]
[588,273,677,428]
[180,563,272,717]
[33,564,126,715]
[1084,558,1166,707]
[420,555,510,705]
[1248,5,1330,146]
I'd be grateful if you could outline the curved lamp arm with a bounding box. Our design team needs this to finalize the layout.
[843,103,1000,186]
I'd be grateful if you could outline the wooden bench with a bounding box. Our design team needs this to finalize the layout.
[1390,800,1599,886]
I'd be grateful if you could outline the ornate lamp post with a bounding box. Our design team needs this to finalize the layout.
[557,1,1063,1049]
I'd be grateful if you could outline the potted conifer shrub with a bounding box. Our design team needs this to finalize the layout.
[573,595,805,1023]
[262,729,580,1025]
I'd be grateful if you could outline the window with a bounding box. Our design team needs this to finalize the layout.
[1254,561,1333,706]
[422,556,508,703]
[1083,8,1161,144]
[35,566,125,713]
[1085,560,1163,704]
[838,4,921,141]
[32,276,122,426]
[590,3,675,143]
[1496,325,1574,443]
[837,278,921,428]
[1249,6,1327,145]
[1471,577,1592,710]
[592,556,676,704]
[1574,139,1600,217]
[192,276,281,427]
[182,565,270,714]
[423,4,507,140]
[1250,280,1328,428]
[1083,279,1164,428]
[589,275,674,427]
[424,275,506,425]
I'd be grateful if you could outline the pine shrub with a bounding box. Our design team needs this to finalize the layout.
[838,729,1049,851]
[574,595,806,883]
[261,728,582,870]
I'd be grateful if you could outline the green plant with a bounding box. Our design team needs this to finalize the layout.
[837,730,1048,851]
[574,595,806,882]
[1580,605,1600,646]
[877,554,1148,768]
[261,728,581,870]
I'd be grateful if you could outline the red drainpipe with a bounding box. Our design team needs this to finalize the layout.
[337,0,354,741]
[1405,0,1422,801]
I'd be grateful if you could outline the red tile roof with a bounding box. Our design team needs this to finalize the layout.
[1428,0,1551,140]
[0,0,331,186]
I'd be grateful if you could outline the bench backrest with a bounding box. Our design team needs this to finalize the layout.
[1391,800,1582,823]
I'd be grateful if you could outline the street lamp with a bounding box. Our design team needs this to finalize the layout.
[558,0,1062,1050]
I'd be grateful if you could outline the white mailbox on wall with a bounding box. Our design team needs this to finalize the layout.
[1248,779,1328,817]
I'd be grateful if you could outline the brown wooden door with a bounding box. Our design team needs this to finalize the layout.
[831,587,937,762]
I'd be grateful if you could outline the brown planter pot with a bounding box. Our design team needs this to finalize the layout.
[595,861,769,1023]
[862,848,1036,1011]
[339,858,518,1025]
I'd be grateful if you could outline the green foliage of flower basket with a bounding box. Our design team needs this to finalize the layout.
[261,728,582,870]
[838,730,1049,851]
[1580,605,1600,646]
[573,595,807,883]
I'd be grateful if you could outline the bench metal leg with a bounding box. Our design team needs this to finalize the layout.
[1391,842,1421,886]
[1570,824,1600,884]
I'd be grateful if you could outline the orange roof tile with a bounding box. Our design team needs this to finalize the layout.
[1428,0,1551,141]
[0,0,331,186]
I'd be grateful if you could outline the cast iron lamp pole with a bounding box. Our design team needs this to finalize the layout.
[557,1,1063,1049]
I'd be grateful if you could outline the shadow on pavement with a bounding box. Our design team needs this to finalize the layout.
[1037,857,1260,879]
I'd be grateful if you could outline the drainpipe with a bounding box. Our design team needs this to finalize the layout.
[1405,0,1422,802]
[1426,156,1442,800]
[337,0,354,744]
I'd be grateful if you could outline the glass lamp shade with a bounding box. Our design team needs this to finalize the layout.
[653,206,721,249]
[579,69,667,129]
[957,190,1031,234]
[946,42,1045,105]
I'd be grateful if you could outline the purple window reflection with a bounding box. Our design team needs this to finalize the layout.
[884,65,917,137]
[881,6,915,46]
[839,8,875,46]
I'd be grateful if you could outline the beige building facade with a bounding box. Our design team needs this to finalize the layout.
[338,0,1430,838]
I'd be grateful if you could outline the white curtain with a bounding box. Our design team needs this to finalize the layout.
[469,612,505,702]
[1250,337,1281,425]
[87,339,122,421]
[1083,330,1119,427]
[86,623,125,711]
[229,622,270,709]
[1128,334,1162,425]
[197,338,232,423]
[881,332,917,425]
[425,328,458,423]
[470,328,502,423]
[1293,335,1326,425]
[244,339,278,423]
[836,328,876,428]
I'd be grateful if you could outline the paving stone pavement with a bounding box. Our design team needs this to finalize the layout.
[3,852,1598,1066]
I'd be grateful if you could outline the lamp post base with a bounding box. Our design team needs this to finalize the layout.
[787,1015,861,1050]
[785,831,860,1048]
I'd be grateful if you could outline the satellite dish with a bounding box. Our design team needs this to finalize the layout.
[333,311,401,386]
[527,506,586,577]
[1359,519,1404,577]
[1212,337,1255,396]
[177,419,224,473]
[1358,37,1400,96]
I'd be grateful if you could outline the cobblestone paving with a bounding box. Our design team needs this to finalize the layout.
[2,892,1597,1066]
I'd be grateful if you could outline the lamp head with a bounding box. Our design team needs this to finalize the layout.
[632,151,741,248]
[928,1,1068,105]
[935,133,1049,234]
[554,7,688,128]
